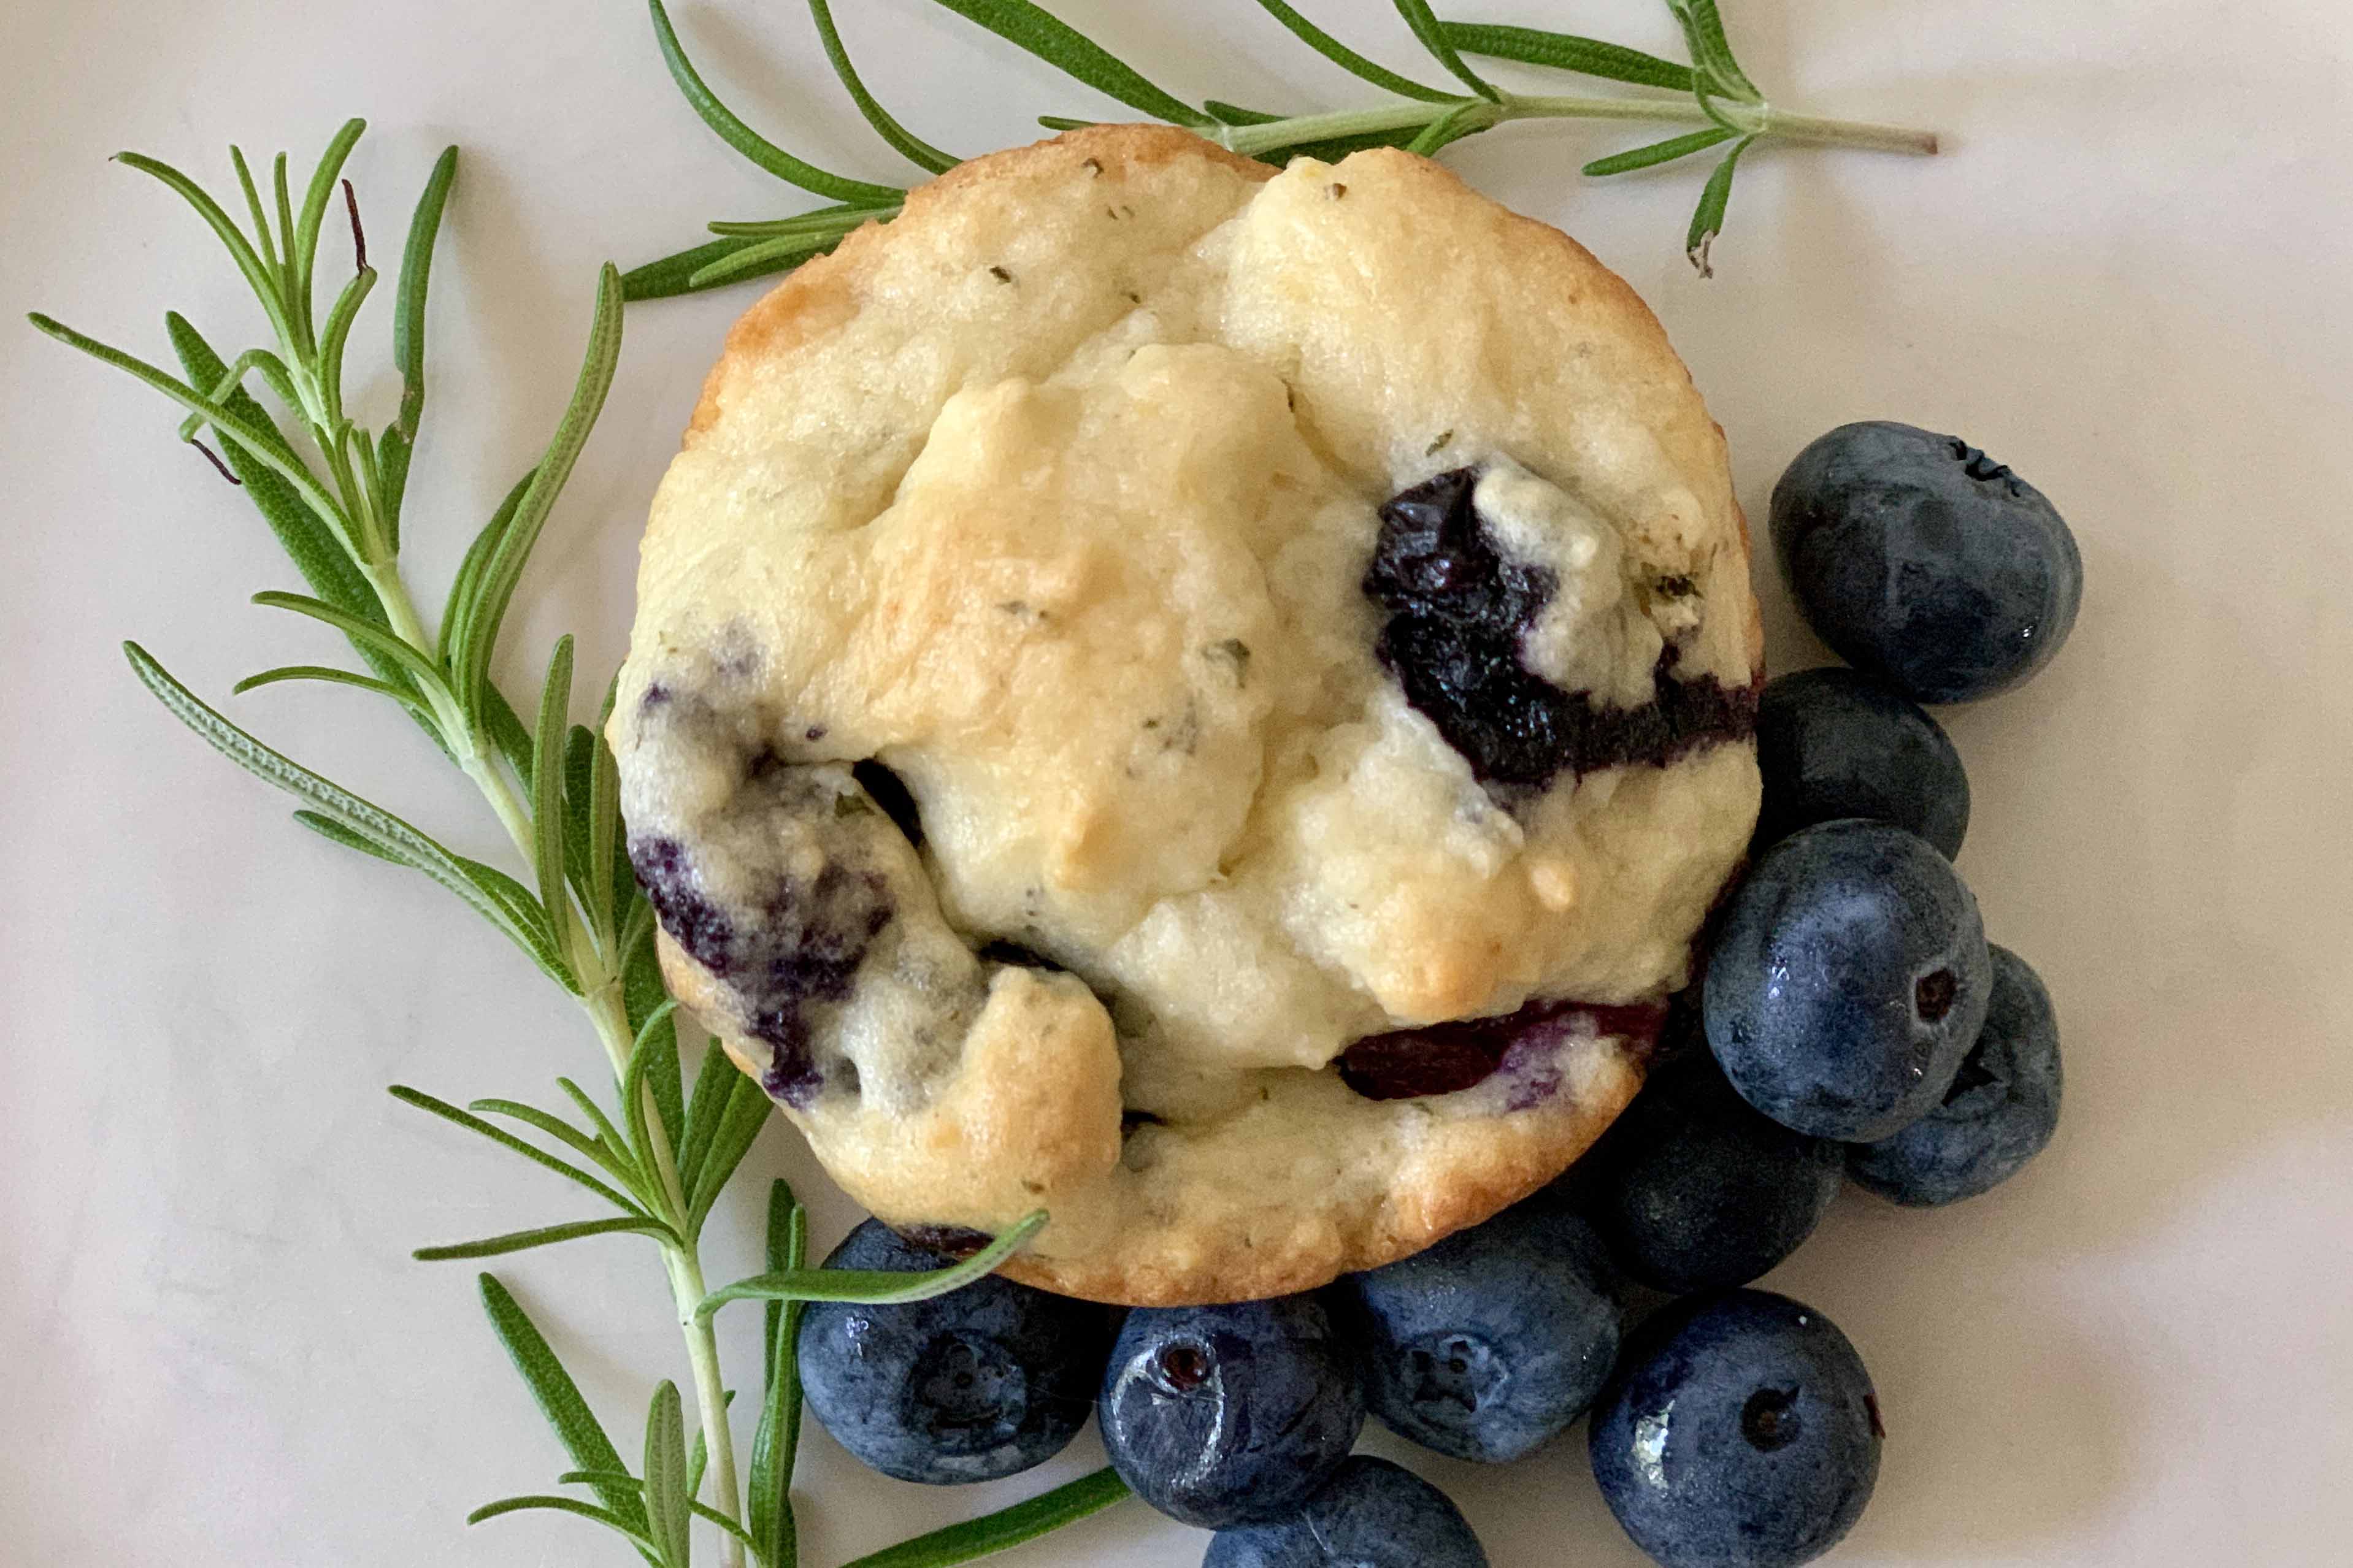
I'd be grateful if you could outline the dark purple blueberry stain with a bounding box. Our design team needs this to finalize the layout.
[639,682,672,712]
[1338,997,1671,1103]
[895,1223,996,1260]
[628,834,895,1109]
[853,759,924,849]
[1364,468,1757,790]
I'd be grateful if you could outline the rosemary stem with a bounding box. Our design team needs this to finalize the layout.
[587,983,750,1568]
[1214,92,1937,160]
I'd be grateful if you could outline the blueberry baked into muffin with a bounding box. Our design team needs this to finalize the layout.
[610,124,1763,1305]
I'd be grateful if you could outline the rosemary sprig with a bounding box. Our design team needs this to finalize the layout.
[626,0,1939,298]
[34,126,1078,1568]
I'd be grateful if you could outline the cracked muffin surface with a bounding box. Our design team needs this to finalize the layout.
[613,124,1762,1304]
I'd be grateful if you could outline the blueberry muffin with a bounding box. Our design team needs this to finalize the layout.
[612,125,1762,1304]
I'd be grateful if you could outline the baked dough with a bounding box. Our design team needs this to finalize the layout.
[612,125,1762,1304]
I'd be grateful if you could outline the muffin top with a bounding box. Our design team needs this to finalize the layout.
[612,124,1760,1303]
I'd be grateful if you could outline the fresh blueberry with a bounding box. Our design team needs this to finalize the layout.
[795,1220,1113,1485]
[1706,819,1992,1142]
[1849,945,2063,1206]
[1099,1295,1365,1528]
[1203,1456,1490,1567]
[1755,667,1970,859]
[1591,1291,1882,1568]
[1330,1202,1620,1463]
[1771,421,2082,704]
[1587,1052,1845,1295]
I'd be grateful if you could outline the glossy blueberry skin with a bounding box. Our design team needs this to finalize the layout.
[1099,1295,1365,1529]
[795,1221,1113,1485]
[1705,819,1992,1142]
[1849,946,2063,1206]
[1771,421,2082,704]
[1204,1456,1490,1568]
[1588,1054,1844,1295]
[1331,1202,1620,1463]
[1755,668,1970,859]
[1591,1291,1882,1568]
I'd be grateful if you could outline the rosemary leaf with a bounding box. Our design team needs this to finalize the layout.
[1686,132,1757,277]
[452,267,622,730]
[1246,0,1459,104]
[622,237,802,302]
[841,1469,1132,1568]
[705,204,896,238]
[291,118,369,342]
[748,1181,807,1568]
[809,0,959,174]
[687,1073,773,1235]
[291,809,407,866]
[382,145,458,543]
[390,1086,651,1215]
[642,1382,694,1568]
[113,150,303,357]
[474,1274,654,1545]
[698,1211,1049,1321]
[647,0,906,204]
[248,590,443,690]
[1437,21,1694,93]
[466,1494,664,1556]
[1406,99,1495,158]
[470,1096,646,1188]
[1202,100,1284,126]
[924,0,1213,128]
[686,231,848,290]
[313,264,379,427]
[1667,0,1762,104]
[414,1215,676,1262]
[231,664,420,705]
[1392,0,1499,102]
[1584,126,1738,178]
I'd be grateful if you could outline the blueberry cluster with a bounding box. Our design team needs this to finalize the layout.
[789,423,2075,1566]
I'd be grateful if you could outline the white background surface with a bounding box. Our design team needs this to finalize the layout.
[4,1,2349,1564]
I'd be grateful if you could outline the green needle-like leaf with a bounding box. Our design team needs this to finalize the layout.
[291,808,406,865]
[699,1211,1049,1322]
[622,237,807,302]
[112,150,303,359]
[470,1096,644,1188]
[676,1038,742,1200]
[1437,21,1695,93]
[925,0,1214,128]
[229,147,285,290]
[292,118,369,340]
[588,724,622,941]
[705,204,898,238]
[1686,132,1757,277]
[556,1077,645,1187]
[315,264,378,427]
[453,266,621,729]
[439,469,532,668]
[810,0,958,173]
[688,1073,773,1236]
[685,231,848,290]
[1406,100,1495,157]
[33,315,359,551]
[1583,126,1738,177]
[414,1215,677,1262]
[642,1382,693,1568]
[647,0,907,204]
[531,636,580,969]
[748,1180,807,1568]
[1392,0,1499,102]
[248,591,445,692]
[382,144,458,542]
[1246,0,1460,103]
[844,1470,1132,1568]
[125,644,576,976]
[1666,0,1761,103]
[466,1494,664,1556]
[390,1086,652,1217]
[232,664,423,707]
[476,1274,656,1543]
